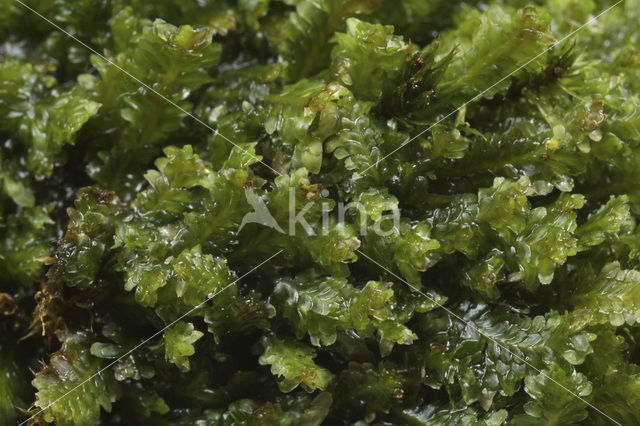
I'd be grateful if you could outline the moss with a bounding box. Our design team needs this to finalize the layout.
[2,0,640,424]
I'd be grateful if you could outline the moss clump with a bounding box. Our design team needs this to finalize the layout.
[2,0,640,424]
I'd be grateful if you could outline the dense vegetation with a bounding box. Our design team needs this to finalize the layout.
[2,0,640,424]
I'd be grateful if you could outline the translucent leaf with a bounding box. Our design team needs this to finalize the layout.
[32,332,118,426]
[164,321,204,372]
[259,336,332,393]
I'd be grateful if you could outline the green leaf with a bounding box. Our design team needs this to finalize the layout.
[32,332,119,426]
[0,59,100,177]
[274,273,418,354]
[88,14,221,193]
[511,365,591,425]
[576,195,631,250]
[172,245,232,306]
[437,5,552,100]
[417,306,595,408]
[1,174,35,207]
[572,262,640,326]
[583,328,640,425]
[259,336,332,393]
[335,361,408,414]
[331,18,409,100]
[50,187,119,290]
[164,321,204,372]
[271,0,381,81]
[401,405,508,426]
